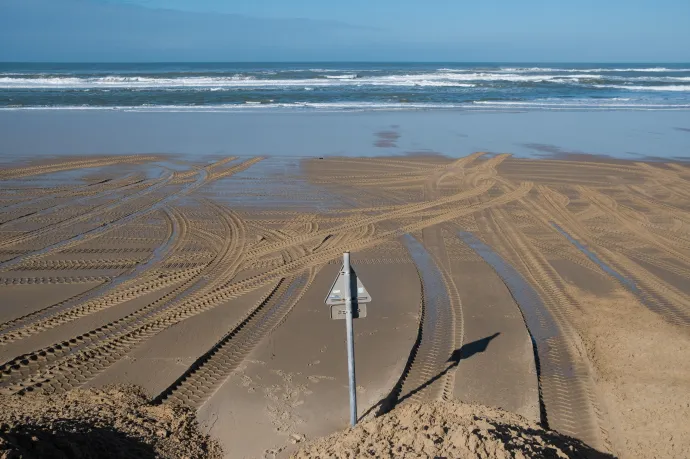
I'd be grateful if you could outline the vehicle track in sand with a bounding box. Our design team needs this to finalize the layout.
[0,179,529,396]
[328,158,535,423]
[0,170,176,250]
[317,156,492,414]
[0,158,266,374]
[0,157,261,273]
[536,185,690,326]
[372,156,492,408]
[0,156,161,180]
[3,153,690,457]
[0,200,246,395]
[0,207,191,344]
[480,205,605,450]
[245,157,499,260]
[387,235,460,405]
[154,268,317,409]
[579,187,690,263]
[149,221,360,409]
[636,162,690,201]
[0,275,114,285]
[0,172,146,226]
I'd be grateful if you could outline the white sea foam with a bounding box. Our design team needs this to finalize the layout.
[306,68,380,73]
[594,84,690,92]
[3,99,689,112]
[0,75,474,88]
[0,102,461,112]
[115,102,469,112]
[436,68,474,73]
[323,74,358,79]
[2,64,688,111]
[498,67,690,73]
[2,66,689,91]
[0,72,610,88]
[616,76,690,82]
[375,73,602,83]
[473,100,690,108]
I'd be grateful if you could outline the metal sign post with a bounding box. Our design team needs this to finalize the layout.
[343,252,357,427]
[325,252,372,427]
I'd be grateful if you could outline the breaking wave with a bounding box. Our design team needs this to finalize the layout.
[1,63,689,110]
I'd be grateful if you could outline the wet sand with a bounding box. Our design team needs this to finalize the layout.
[1,110,689,160]
[0,153,689,458]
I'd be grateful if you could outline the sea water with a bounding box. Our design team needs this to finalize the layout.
[1,62,689,111]
[0,63,688,160]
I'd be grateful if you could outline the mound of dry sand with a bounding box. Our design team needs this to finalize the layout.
[293,401,609,459]
[0,385,222,459]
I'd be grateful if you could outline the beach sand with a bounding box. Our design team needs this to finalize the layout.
[0,153,689,458]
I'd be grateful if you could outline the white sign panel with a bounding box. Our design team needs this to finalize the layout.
[325,265,372,305]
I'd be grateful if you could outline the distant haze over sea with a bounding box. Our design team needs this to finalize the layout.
[1,63,689,112]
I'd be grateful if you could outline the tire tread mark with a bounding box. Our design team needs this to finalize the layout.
[0,182,528,395]
[156,268,316,408]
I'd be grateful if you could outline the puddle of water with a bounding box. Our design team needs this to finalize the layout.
[551,222,638,292]
[456,231,560,344]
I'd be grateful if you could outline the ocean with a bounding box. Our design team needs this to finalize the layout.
[1,62,690,111]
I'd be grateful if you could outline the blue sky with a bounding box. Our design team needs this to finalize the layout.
[1,0,689,62]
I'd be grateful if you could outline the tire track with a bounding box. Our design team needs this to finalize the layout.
[0,170,175,250]
[636,163,690,201]
[483,206,604,449]
[246,177,496,260]
[346,158,474,408]
[0,179,526,396]
[579,187,690,264]
[0,172,142,219]
[621,247,690,281]
[0,156,160,180]
[0,157,263,272]
[379,234,460,410]
[0,206,190,344]
[0,201,246,391]
[155,268,316,408]
[207,157,265,181]
[0,276,114,285]
[10,259,144,271]
[0,268,204,347]
[0,173,148,228]
[538,186,690,325]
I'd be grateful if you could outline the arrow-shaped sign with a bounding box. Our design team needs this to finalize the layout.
[324,264,372,305]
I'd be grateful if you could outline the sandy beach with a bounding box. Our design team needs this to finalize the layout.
[0,152,689,458]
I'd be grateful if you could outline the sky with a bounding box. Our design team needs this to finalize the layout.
[1,0,689,62]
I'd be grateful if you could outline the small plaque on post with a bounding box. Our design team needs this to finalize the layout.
[330,304,367,320]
